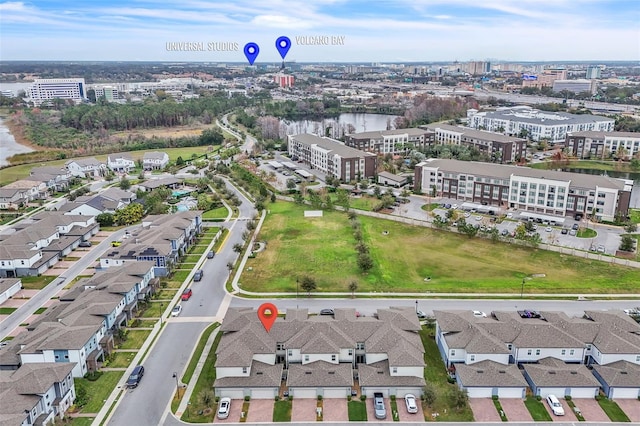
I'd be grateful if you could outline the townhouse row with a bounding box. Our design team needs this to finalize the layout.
[434,310,640,399]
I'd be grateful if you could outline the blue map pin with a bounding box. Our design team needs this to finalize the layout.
[275,36,291,59]
[244,42,259,65]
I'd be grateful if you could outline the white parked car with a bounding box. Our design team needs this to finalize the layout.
[546,394,565,416]
[506,212,513,219]
[473,310,487,318]
[404,394,418,414]
[218,397,231,419]
[475,216,482,221]
[171,305,182,317]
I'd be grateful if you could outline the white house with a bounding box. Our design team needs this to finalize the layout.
[0,278,22,304]
[65,157,106,178]
[592,361,640,399]
[142,151,169,170]
[455,360,528,398]
[107,153,135,173]
[522,357,601,398]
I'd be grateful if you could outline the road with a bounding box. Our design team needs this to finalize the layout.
[0,226,129,340]
[106,178,257,426]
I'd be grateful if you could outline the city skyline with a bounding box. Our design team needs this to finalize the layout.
[0,0,638,63]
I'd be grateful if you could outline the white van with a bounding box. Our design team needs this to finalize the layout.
[546,394,565,416]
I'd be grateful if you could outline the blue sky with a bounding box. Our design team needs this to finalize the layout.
[0,0,638,62]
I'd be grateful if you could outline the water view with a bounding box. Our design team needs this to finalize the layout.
[0,117,33,167]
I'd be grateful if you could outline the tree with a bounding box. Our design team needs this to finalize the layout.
[348,281,358,298]
[619,234,635,252]
[300,276,317,296]
[119,177,131,190]
[233,243,243,253]
[96,213,115,227]
[199,389,215,408]
[226,262,234,272]
[113,203,144,226]
[286,179,296,190]
[357,252,374,272]
[448,387,469,410]
[176,156,185,166]
[200,128,224,146]
[624,223,638,233]
[197,194,210,210]
[423,383,437,407]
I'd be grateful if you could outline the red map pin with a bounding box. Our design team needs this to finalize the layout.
[257,303,278,332]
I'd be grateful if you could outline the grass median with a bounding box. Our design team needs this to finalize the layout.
[240,201,640,294]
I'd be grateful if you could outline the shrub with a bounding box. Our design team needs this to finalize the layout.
[317,395,323,400]
[360,394,366,401]
[536,395,542,401]
[244,395,250,401]
[492,395,499,400]
[565,395,572,401]
[275,395,280,401]
[390,395,396,401]
[288,395,293,401]
[347,395,352,401]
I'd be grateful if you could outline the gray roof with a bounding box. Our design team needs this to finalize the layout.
[143,151,168,160]
[378,171,405,182]
[583,311,640,354]
[427,123,526,143]
[523,358,601,388]
[418,158,627,191]
[568,131,640,139]
[139,177,182,189]
[66,157,102,167]
[359,360,425,387]
[348,128,430,140]
[473,107,614,126]
[214,361,282,388]
[290,134,376,159]
[456,360,528,388]
[0,278,21,294]
[287,361,352,387]
[592,361,640,388]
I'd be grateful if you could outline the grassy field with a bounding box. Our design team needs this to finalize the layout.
[348,400,367,421]
[577,228,597,238]
[273,400,292,422]
[420,325,474,421]
[0,146,213,186]
[20,275,57,290]
[75,371,124,413]
[241,201,640,294]
[119,330,151,350]
[524,396,552,421]
[107,351,137,368]
[68,417,95,426]
[202,206,229,220]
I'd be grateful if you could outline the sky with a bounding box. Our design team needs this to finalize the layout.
[0,0,639,63]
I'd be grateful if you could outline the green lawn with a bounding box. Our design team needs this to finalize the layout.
[577,228,597,238]
[389,397,399,421]
[420,325,473,421]
[34,307,47,314]
[0,307,17,315]
[181,331,223,423]
[107,351,137,368]
[183,254,203,263]
[20,275,56,290]
[75,371,124,413]
[182,323,219,384]
[241,201,640,294]
[170,269,192,283]
[597,397,631,422]
[139,301,165,318]
[629,209,640,224]
[348,400,367,421]
[156,289,178,299]
[273,400,292,422]
[67,417,95,426]
[524,396,552,421]
[202,206,229,219]
[119,330,151,350]
[188,245,208,255]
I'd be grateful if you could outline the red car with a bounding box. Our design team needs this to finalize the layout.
[181,288,193,301]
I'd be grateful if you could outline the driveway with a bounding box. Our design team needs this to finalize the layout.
[365,396,392,422]
[543,398,577,421]
[573,398,610,422]
[499,398,532,421]
[396,396,424,422]
[291,398,317,422]
[245,399,274,423]
[616,399,640,422]
[213,399,243,423]
[469,398,500,421]
[322,399,347,422]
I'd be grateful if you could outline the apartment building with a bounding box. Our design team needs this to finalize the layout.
[344,128,435,155]
[552,79,597,94]
[467,106,615,144]
[521,69,567,89]
[27,78,87,106]
[414,158,633,221]
[423,123,527,163]
[565,131,640,160]
[287,134,377,182]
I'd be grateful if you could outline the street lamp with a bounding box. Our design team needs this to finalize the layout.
[415,300,418,313]
[296,277,299,300]
[160,303,163,325]
[521,278,525,298]
[172,372,180,399]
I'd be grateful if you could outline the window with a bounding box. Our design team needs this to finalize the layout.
[288,350,292,356]
[242,367,247,374]
[304,355,309,362]
[450,349,456,356]
[469,355,475,361]
[535,349,541,356]
[348,349,353,356]
[527,349,532,355]
[392,367,397,373]
[569,349,574,356]
[331,355,336,361]
[561,349,566,355]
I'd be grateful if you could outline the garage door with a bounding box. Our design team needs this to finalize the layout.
[538,387,566,398]
[466,387,493,398]
[291,388,317,399]
[251,388,277,399]
[395,388,424,399]
[216,388,244,399]
[324,388,350,399]
[362,388,389,398]
[568,387,598,399]
[497,387,526,399]
[611,387,640,400]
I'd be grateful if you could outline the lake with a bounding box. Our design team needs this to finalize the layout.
[0,117,33,167]
[283,113,400,139]
[561,167,640,209]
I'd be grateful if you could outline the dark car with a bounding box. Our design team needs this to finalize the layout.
[126,365,144,388]
[193,270,203,282]
[181,288,193,301]
[78,241,92,247]
[572,223,579,230]
[561,228,569,234]
[207,250,215,259]
[319,309,334,316]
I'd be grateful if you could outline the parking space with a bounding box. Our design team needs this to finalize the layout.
[323,399,348,422]
[543,398,577,421]
[397,396,423,421]
[244,398,274,423]
[291,398,317,422]
[573,398,610,422]
[213,399,243,423]
[616,399,640,422]
[469,398,501,422]
[499,398,532,421]
[365,396,392,422]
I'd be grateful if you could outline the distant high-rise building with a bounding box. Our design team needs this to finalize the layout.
[274,73,294,88]
[93,85,118,102]
[28,78,86,106]
[521,69,566,89]
[552,79,597,95]
[586,66,601,79]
